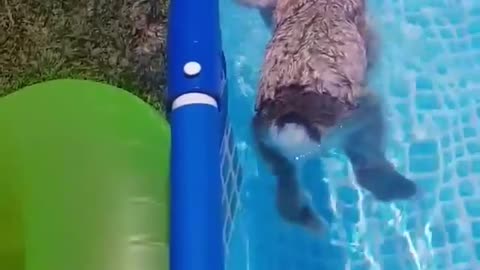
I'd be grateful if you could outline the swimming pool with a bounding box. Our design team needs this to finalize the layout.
[220,0,480,269]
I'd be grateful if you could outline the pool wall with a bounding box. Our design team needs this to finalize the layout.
[167,0,242,269]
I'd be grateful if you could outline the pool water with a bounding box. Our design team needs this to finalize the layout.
[220,0,480,269]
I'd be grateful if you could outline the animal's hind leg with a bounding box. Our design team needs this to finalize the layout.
[252,113,324,232]
[343,94,417,201]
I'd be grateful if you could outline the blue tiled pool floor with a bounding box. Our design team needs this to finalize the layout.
[221,0,480,269]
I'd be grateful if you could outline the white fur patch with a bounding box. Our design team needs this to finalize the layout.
[268,123,321,160]
[266,121,356,161]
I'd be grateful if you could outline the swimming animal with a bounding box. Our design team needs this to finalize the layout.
[236,0,418,233]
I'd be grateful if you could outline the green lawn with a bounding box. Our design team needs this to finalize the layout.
[0,2,168,269]
[0,0,168,110]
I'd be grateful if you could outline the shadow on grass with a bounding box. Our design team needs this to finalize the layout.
[0,0,168,110]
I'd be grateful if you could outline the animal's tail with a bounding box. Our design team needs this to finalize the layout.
[252,111,324,233]
[343,94,417,201]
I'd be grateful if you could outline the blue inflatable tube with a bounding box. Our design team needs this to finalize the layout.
[167,0,224,104]
[169,104,224,270]
[167,0,227,269]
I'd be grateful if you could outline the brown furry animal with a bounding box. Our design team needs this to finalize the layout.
[236,0,417,233]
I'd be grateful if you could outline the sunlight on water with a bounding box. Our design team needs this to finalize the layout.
[220,0,480,269]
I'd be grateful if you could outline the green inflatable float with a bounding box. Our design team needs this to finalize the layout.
[0,79,170,270]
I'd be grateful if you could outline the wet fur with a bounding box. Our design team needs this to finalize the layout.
[237,0,417,232]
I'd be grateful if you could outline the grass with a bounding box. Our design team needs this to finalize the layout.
[1,2,168,269]
[0,0,168,111]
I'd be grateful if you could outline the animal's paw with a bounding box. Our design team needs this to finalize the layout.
[297,205,326,234]
[277,197,326,234]
[355,164,417,202]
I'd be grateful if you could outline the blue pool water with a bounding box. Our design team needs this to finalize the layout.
[220,0,480,269]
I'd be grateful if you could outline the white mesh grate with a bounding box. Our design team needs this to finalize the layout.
[221,123,243,252]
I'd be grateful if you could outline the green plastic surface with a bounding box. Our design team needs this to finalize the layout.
[0,79,170,270]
